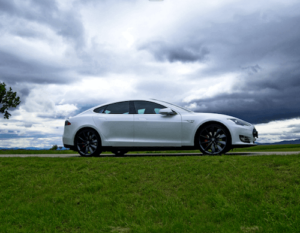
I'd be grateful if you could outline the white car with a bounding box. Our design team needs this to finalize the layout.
[63,99,258,156]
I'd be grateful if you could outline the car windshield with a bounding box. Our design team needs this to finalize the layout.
[153,99,194,113]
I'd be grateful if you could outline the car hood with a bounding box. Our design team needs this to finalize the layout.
[193,112,234,119]
[193,112,252,126]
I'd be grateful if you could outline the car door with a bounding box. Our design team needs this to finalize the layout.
[132,101,182,147]
[92,101,134,146]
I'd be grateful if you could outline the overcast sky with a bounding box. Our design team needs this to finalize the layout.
[1,0,300,148]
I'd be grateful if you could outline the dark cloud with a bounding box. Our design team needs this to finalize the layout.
[0,1,15,13]
[277,135,300,141]
[75,0,137,5]
[288,124,300,128]
[291,129,300,134]
[257,133,299,141]
[189,79,300,124]
[0,50,72,85]
[198,13,300,75]
[241,65,262,74]
[286,124,300,134]
[136,8,300,125]
[19,87,30,98]
[0,133,59,139]
[0,0,85,46]
[148,12,300,124]
[201,61,300,124]
[0,0,87,86]
[139,40,209,63]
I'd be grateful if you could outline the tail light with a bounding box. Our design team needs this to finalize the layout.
[65,120,71,126]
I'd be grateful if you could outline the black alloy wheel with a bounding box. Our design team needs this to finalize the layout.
[198,124,230,155]
[75,128,102,157]
[111,150,128,156]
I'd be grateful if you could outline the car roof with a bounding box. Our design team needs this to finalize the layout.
[77,99,169,115]
[94,98,163,108]
[76,98,192,117]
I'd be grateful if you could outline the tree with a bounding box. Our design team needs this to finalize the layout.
[50,145,58,150]
[0,82,21,119]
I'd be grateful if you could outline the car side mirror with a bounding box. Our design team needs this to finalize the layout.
[159,108,175,115]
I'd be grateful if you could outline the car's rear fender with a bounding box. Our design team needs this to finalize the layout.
[73,125,103,147]
[65,115,104,146]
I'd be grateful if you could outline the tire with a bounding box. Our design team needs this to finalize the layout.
[223,148,232,154]
[198,124,231,155]
[111,150,128,156]
[75,128,102,157]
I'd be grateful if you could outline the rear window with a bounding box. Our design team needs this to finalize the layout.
[94,106,106,113]
[104,101,130,114]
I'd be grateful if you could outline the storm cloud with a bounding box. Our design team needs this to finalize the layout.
[0,0,85,45]
[139,40,209,63]
[136,9,300,124]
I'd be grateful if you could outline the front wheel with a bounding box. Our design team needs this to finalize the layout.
[198,124,231,155]
[75,128,102,157]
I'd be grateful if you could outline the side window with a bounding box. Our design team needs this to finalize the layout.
[134,101,166,114]
[104,101,130,114]
[94,106,106,113]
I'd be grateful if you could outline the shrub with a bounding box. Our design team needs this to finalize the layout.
[50,145,58,150]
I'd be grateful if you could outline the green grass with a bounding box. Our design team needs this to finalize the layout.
[0,149,202,155]
[1,144,300,155]
[0,154,300,232]
[233,144,300,152]
[0,149,76,154]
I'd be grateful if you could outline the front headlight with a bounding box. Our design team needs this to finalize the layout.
[228,118,251,126]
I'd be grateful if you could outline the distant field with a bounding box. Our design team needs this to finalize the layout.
[0,155,299,232]
[1,144,300,154]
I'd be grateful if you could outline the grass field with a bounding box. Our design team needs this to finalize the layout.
[0,154,300,232]
[233,144,300,152]
[0,149,76,154]
[1,144,300,155]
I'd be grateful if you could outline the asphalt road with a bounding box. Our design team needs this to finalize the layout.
[0,151,299,157]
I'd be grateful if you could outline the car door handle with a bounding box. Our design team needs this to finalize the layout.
[138,118,147,121]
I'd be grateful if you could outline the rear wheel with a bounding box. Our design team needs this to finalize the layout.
[198,124,231,155]
[75,128,102,157]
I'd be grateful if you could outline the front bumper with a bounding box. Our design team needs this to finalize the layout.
[230,124,258,147]
[253,128,258,138]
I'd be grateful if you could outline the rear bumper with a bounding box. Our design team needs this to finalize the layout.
[63,126,75,146]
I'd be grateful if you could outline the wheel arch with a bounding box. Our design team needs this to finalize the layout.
[193,121,232,148]
[73,126,102,147]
